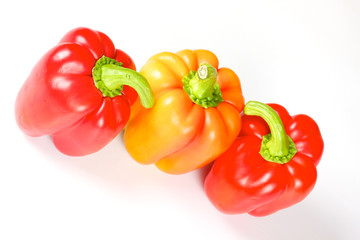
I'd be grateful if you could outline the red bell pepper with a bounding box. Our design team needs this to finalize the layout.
[204,101,324,216]
[15,27,154,156]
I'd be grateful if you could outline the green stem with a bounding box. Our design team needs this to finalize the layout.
[244,101,297,164]
[92,56,154,108]
[182,63,223,108]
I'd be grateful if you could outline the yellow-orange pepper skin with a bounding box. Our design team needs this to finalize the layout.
[124,50,245,174]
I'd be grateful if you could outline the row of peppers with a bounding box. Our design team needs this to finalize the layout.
[15,27,324,217]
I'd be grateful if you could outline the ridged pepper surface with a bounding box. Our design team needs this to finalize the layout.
[15,27,154,156]
[204,101,324,216]
[124,50,245,174]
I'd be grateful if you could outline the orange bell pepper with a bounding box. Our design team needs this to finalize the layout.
[123,49,245,174]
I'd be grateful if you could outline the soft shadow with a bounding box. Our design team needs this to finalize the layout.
[23,133,166,193]
[23,134,343,240]
[197,162,214,188]
[219,201,342,240]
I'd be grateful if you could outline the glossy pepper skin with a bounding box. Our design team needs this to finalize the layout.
[124,50,245,174]
[15,27,154,156]
[204,101,324,216]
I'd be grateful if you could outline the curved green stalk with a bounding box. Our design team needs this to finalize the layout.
[93,56,154,108]
[244,101,297,164]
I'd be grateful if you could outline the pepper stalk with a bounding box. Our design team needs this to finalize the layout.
[182,63,223,108]
[244,101,297,164]
[92,56,155,108]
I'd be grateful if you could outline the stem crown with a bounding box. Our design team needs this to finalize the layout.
[182,63,223,108]
[244,101,297,164]
[92,56,154,108]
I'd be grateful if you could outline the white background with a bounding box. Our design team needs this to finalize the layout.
[1,0,359,239]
